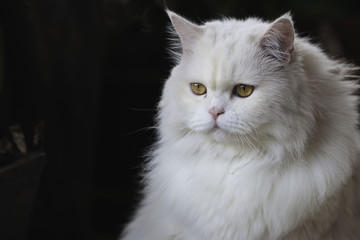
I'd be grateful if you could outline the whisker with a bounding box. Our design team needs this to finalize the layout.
[248,131,266,153]
[235,131,245,149]
[244,133,257,150]
[128,107,157,112]
[121,126,156,137]
[225,120,266,152]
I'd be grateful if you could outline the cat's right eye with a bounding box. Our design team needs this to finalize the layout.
[233,84,254,98]
[190,83,207,95]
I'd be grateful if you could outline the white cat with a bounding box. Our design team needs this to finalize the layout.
[121,11,360,240]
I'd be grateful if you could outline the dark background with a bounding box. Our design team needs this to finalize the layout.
[0,0,359,239]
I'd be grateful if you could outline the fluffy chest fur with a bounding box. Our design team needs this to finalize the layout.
[147,137,357,240]
[151,144,280,240]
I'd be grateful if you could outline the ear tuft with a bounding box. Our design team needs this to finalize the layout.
[166,10,204,55]
[260,15,295,65]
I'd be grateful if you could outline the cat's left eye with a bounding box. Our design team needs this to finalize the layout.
[234,84,254,98]
[190,83,207,95]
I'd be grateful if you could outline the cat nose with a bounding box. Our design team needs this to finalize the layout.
[209,107,225,120]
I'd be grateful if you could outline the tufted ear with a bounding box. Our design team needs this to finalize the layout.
[167,10,204,55]
[260,14,295,65]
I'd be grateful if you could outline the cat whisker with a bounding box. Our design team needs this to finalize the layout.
[227,122,266,152]
[243,132,257,150]
[179,126,195,139]
[242,124,265,148]
[128,107,157,112]
[229,125,250,149]
[121,126,156,137]
[234,132,245,149]
[248,131,267,153]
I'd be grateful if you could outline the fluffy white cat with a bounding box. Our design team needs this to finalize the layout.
[121,11,360,240]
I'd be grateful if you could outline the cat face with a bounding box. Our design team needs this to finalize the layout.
[162,12,304,145]
[167,45,280,142]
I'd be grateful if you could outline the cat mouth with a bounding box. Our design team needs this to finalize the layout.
[210,121,222,131]
[213,120,228,131]
[211,122,248,136]
[210,122,228,134]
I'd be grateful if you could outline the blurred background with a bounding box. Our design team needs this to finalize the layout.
[0,0,359,239]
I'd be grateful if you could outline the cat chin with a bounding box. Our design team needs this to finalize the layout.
[205,127,244,144]
[212,128,228,141]
[187,125,230,143]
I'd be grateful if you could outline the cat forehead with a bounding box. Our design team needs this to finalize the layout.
[202,18,270,45]
[181,19,269,87]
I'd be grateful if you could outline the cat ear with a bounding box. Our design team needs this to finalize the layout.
[167,10,204,55]
[260,14,295,65]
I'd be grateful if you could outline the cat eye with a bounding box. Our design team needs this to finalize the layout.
[190,83,207,95]
[234,84,254,98]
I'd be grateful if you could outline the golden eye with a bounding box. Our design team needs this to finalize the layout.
[190,83,207,95]
[234,84,254,98]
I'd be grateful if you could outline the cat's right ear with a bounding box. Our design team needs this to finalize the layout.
[166,10,204,55]
[260,14,295,65]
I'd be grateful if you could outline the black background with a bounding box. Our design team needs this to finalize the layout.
[0,0,359,239]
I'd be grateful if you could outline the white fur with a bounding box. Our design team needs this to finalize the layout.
[121,12,360,240]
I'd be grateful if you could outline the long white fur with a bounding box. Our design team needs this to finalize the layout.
[121,11,360,240]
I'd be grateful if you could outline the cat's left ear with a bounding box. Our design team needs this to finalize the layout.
[167,10,204,55]
[260,13,295,65]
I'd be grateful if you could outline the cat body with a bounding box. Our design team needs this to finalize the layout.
[121,11,360,240]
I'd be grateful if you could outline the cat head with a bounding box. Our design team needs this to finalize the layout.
[159,11,314,155]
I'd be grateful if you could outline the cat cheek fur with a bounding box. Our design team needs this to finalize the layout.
[121,11,360,240]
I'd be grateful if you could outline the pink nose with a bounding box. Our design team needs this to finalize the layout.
[209,107,225,120]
